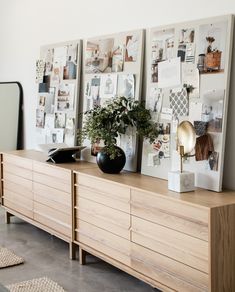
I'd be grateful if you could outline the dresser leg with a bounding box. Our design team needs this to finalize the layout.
[79,247,86,265]
[69,242,77,260]
[5,211,12,224]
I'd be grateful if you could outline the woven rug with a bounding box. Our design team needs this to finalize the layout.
[6,277,65,292]
[0,247,24,269]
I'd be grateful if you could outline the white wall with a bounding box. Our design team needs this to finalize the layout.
[0,0,235,188]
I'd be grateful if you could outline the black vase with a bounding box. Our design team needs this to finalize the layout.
[96,146,126,174]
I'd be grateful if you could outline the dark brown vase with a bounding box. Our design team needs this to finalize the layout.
[96,146,126,174]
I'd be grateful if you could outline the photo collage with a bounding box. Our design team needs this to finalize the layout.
[83,31,143,168]
[36,42,79,146]
[144,19,228,177]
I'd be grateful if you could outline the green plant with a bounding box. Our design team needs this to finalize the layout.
[82,96,158,159]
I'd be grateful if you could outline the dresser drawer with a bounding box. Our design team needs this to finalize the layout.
[2,154,32,170]
[76,197,130,239]
[77,173,130,202]
[4,189,33,209]
[33,161,71,184]
[76,184,130,213]
[3,172,33,191]
[33,172,71,193]
[131,189,208,241]
[4,198,33,219]
[131,216,208,273]
[131,243,208,292]
[4,180,33,199]
[33,182,71,214]
[3,163,33,180]
[76,220,130,266]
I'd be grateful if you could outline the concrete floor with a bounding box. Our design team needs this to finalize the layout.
[0,207,159,292]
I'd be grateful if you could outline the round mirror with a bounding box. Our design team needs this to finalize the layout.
[177,121,196,155]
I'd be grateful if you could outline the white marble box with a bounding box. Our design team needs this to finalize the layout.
[168,171,195,193]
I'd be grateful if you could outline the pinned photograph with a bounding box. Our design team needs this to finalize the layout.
[85,38,114,73]
[46,129,64,144]
[54,46,67,66]
[55,112,66,128]
[125,35,139,62]
[36,59,45,83]
[100,74,117,99]
[152,123,171,158]
[151,28,175,83]
[57,83,75,111]
[147,87,163,121]
[208,151,219,171]
[63,43,77,80]
[177,28,195,63]
[197,21,227,73]
[51,61,62,84]
[90,76,101,107]
[43,48,54,76]
[64,117,75,146]
[118,74,135,98]
[36,109,46,128]
[182,64,199,98]
[112,45,124,72]
[201,89,224,132]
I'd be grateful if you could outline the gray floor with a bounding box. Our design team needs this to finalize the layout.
[0,207,159,292]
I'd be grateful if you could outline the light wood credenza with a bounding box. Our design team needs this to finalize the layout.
[1,150,235,292]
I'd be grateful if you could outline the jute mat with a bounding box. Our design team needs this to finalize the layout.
[0,247,24,269]
[6,277,65,292]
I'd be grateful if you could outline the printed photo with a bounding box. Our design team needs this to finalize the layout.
[36,59,45,83]
[117,74,135,98]
[151,28,175,83]
[100,74,117,99]
[147,87,163,119]
[64,117,75,146]
[51,61,62,84]
[57,83,75,111]
[208,151,219,171]
[85,38,114,73]
[112,45,124,72]
[46,129,64,144]
[63,44,77,80]
[197,21,227,73]
[54,113,66,128]
[152,123,171,158]
[177,28,195,63]
[36,109,45,128]
[201,89,224,132]
[43,48,54,76]
[125,35,139,62]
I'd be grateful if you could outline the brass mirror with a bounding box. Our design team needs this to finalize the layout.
[177,121,196,172]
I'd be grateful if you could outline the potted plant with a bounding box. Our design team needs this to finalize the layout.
[82,96,158,173]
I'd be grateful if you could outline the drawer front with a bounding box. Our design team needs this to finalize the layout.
[76,197,130,239]
[34,213,71,238]
[3,154,32,170]
[77,173,130,202]
[3,180,33,199]
[34,202,71,238]
[3,163,33,180]
[4,189,33,210]
[76,185,130,213]
[33,182,71,214]
[131,189,208,241]
[33,161,71,183]
[132,216,208,273]
[76,220,130,266]
[131,243,208,292]
[3,172,33,191]
[33,172,71,193]
[4,198,33,219]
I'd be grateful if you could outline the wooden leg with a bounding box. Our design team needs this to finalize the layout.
[5,211,12,224]
[69,242,77,260]
[79,247,86,265]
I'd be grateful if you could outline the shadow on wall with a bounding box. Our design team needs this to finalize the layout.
[223,20,235,190]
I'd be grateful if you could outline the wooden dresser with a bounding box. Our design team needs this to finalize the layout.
[0,150,95,258]
[1,150,235,291]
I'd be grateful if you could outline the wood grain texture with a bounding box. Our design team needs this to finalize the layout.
[131,216,208,273]
[131,243,208,292]
[3,163,33,180]
[210,205,235,292]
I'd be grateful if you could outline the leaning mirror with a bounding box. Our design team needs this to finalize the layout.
[0,82,23,151]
